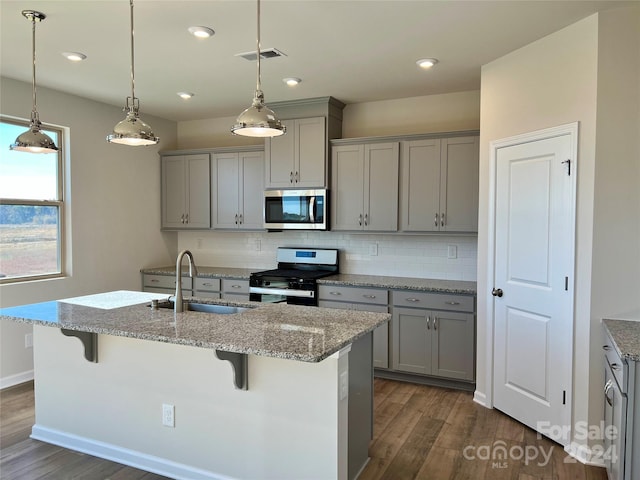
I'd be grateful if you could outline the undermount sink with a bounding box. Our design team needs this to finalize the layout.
[152,301,250,315]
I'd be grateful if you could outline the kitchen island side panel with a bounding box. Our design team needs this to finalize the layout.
[31,326,349,480]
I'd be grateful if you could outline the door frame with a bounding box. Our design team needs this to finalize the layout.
[483,122,579,425]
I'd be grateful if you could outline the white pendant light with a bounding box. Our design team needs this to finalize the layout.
[231,0,285,138]
[10,10,59,154]
[107,0,159,146]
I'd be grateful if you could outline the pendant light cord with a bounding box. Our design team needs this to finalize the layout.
[255,0,262,96]
[30,14,38,122]
[129,0,136,108]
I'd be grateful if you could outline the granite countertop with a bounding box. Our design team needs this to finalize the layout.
[0,291,389,363]
[141,267,477,295]
[141,266,254,279]
[318,274,477,294]
[603,309,640,362]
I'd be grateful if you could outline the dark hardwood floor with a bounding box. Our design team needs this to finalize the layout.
[1,379,607,479]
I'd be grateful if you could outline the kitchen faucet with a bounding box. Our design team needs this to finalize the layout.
[174,249,197,313]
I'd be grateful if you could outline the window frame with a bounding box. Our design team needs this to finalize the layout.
[0,116,66,284]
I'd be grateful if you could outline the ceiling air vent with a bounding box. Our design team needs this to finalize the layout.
[235,48,287,61]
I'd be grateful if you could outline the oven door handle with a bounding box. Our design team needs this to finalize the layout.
[309,196,316,223]
[250,287,315,298]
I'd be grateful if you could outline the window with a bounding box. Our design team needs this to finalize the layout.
[0,117,65,283]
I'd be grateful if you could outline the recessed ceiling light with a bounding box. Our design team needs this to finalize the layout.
[62,51,87,62]
[416,58,438,69]
[177,92,195,99]
[188,26,214,39]
[283,77,301,87]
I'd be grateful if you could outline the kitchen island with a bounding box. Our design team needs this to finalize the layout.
[0,291,389,480]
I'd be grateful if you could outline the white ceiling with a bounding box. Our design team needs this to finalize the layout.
[0,0,633,122]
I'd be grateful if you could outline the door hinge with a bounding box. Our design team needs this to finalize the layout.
[561,159,571,176]
[562,390,566,405]
[565,276,569,291]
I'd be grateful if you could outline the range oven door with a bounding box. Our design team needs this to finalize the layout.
[249,279,318,306]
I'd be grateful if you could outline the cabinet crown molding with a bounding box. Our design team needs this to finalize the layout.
[331,130,480,146]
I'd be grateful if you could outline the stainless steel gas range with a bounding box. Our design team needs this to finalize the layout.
[249,247,339,306]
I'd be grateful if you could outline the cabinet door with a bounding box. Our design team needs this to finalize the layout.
[331,144,365,230]
[431,311,475,380]
[239,151,265,230]
[161,156,187,228]
[440,136,479,232]
[392,307,430,374]
[604,366,627,480]
[400,139,441,232]
[364,142,399,231]
[185,154,211,229]
[211,153,241,229]
[295,117,326,187]
[264,119,295,188]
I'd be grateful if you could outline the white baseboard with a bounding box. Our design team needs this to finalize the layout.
[473,390,488,407]
[0,370,34,390]
[30,425,236,480]
[564,441,607,468]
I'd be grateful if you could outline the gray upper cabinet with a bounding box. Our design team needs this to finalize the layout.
[401,135,479,232]
[161,154,211,229]
[211,150,264,230]
[264,117,326,188]
[331,142,399,231]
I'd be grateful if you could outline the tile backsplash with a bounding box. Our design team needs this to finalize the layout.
[178,231,477,281]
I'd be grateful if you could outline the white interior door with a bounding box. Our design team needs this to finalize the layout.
[492,127,576,446]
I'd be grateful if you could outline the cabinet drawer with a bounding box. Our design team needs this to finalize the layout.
[603,332,627,393]
[318,300,388,313]
[318,285,388,305]
[143,274,192,291]
[222,278,249,294]
[194,277,221,292]
[392,290,474,312]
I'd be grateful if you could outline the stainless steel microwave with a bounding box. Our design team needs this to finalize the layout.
[264,189,328,230]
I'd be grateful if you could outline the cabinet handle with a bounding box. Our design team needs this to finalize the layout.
[445,301,460,305]
[231,284,242,289]
[427,317,431,330]
[290,171,294,183]
[433,317,438,330]
[329,291,342,296]
[611,363,622,371]
[434,213,438,227]
[604,379,613,407]
[295,171,299,183]
[603,345,611,351]
[359,214,363,226]
[239,214,243,225]
[364,213,369,226]
[185,213,189,224]
[181,214,185,224]
[362,294,376,299]
[441,213,445,227]
[406,298,420,302]
[150,279,159,283]
[235,214,238,225]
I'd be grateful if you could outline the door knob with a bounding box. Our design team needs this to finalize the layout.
[492,288,503,297]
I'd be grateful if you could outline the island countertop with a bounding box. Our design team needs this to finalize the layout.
[603,309,640,362]
[0,291,390,363]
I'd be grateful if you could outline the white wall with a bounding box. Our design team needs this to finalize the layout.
[0,77,178,386]
[477,5,639,457]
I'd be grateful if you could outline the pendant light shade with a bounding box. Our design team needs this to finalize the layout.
[107,0,158,146]
[10,10,59,154]
[231,0,285,138]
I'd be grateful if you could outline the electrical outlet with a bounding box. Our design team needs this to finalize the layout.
[162,404,175,427]
[24,333,33,349]
[369,243,378,256]
[255,239,261,251]
[196,238,203,249]
[447,245,458,259]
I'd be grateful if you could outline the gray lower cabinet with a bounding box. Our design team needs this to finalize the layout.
[318,285,389,368]
[603,328,639,480]
[194,277,221,299]
[221,278,250,301]
[142,273,192,295]
[392,290,475,381]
